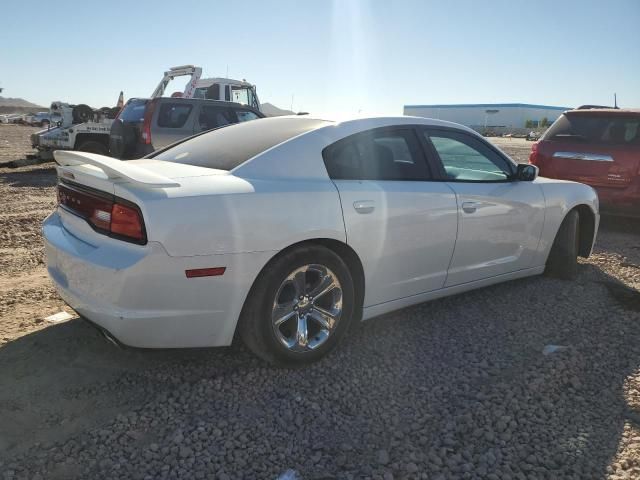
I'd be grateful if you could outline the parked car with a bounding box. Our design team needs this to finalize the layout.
[526,131,540,141]
[529,108,640,217]
[45,116,599,365]
[29,111,51,127]
[109,97,264,159]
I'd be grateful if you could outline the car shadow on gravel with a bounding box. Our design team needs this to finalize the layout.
[1,262,640,479]
[0,317,257,457]
[0,165,57,188]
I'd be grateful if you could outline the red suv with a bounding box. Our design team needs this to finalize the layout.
[529,108,640,216]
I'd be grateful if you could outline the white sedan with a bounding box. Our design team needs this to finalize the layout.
[44,116,599,365]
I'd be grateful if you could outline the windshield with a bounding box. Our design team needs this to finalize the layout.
[193,85,259,110]
[231,86,259,109]
[153,117,329,170]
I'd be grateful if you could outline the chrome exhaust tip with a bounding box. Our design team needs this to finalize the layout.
[100,329,122,348]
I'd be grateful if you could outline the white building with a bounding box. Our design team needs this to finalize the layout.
[403,103,570,132]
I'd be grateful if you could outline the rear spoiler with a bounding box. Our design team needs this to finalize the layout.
[54,150,180,188]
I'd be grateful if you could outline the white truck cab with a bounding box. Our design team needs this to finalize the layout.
[193,78,261,111]
[153,65,261,111]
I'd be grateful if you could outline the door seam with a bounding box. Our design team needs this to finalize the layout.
[532,183,547,265]
[329,179,349,244]
[442,181,460,287]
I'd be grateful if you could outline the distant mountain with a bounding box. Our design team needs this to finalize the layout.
[0,96,45,115]
[260,102,295,117]
[0,96,44,108]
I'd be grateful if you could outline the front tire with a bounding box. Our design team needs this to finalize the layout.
[239,245,355,366]
[545,210,579,280]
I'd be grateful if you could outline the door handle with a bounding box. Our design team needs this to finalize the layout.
[353,200,375,214]
[461,201,480,213]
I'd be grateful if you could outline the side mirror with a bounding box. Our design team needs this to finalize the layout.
[516,163,538,181]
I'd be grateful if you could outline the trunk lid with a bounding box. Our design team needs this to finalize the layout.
[53,151,235,246]
[537,140,639,188]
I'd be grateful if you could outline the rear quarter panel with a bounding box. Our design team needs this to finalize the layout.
[114,176,346,257]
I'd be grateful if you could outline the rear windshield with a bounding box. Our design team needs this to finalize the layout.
[119,99,148,123]
[545,113,640,145]
[152,117,331,170]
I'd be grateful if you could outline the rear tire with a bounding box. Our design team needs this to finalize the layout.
[545,210,579,280]
[239,245,355,366]
[109,119,138,159]
[76,140,108,156]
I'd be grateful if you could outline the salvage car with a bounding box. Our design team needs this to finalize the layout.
[29,111,51,127]
[529,108,640,216]
[44,116,599,365]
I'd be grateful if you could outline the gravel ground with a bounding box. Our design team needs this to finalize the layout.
[1,129,640,479]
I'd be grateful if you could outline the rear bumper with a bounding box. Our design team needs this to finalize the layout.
[594,184,640,217]
[43,211,270,348]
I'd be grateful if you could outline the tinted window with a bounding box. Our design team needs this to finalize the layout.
[153,117,330,170]
[157,103,193,128]
[323,129,428,181]
[198,106,234,131]
[119,99,148,123]
[236,110,260,122]
[545,113,640,145]
[426,131,512,182]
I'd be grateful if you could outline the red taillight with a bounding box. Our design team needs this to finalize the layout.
[141,99,157,145]
[57,183,146,244]
[58,184,113,230]
[111,203,144,241]
[528,142,539,165]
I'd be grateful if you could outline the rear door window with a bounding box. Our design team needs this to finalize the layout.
[197,106,235,131]
[546,114,640,145]
[323,128,430,181]
[157,103,193,128]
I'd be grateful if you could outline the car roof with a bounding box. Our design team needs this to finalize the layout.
[196,77,254,88]
[291,114,478,135]
[229,115,495,180]
[566,108,640,117]
[129,97,256,109]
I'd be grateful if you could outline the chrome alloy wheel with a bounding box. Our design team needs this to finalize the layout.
[271,264,343,352]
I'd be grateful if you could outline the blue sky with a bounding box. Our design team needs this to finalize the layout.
[1,0,638,116]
